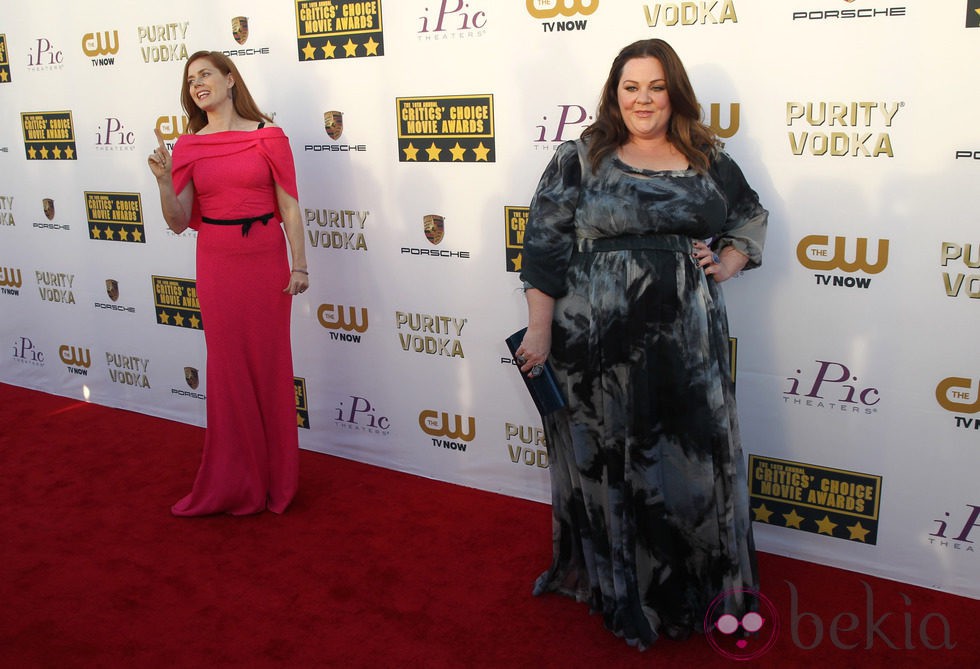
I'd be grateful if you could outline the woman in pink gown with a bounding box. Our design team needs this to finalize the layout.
[147,51,308,516]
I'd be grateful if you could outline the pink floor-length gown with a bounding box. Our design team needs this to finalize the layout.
[169,127,299,516]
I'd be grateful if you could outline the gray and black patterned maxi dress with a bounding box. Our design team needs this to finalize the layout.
[520,139,767,648]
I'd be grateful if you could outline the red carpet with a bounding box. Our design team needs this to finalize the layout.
[1,382,976,668]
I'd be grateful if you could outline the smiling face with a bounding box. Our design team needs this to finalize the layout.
[185,57,234,113]
[617,56,672,142]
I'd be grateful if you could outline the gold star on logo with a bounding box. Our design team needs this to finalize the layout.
[472,142,491,161]
[158,310,172,324]
[753,504,774,523]
[815,515,838,536]
[118,228,130,241]
[40,146,50,159]
[64,146,75,159]
[402,143,419,161]
[449,142,466,161]
[90,225,103,239]
[188,314,201,329]
[783,508,804,529]
[0,69,9,83]
[847,522,870,542]
[425,142,442,161]
[296,412,306,427]
[27,146,37,159]
[105,226,115,240]
[321,41,336,59]
[342,39,358,57]
[132,229,143,243]
[510,252,523,272]
[364,37,380,56]
[52,146,62,159]
[302,41,317,60]
[174,312,186,327]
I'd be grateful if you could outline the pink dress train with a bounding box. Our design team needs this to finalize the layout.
[169,127,299,516]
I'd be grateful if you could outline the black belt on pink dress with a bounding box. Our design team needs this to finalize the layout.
[201,212,274,237]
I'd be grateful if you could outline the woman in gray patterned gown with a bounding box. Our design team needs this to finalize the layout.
[516,38,767,648]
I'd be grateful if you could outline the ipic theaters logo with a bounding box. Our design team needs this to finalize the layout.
[334,395,390,435]
[417,0,488,40]
[82,30,120,67]
[935,376,980,431]
[59,344,92,377]
[784,360,880,415]
[85,192,145,243]
[36,270,76,305]
[419,409,476,453]
[644,0,738,27]
[152,276,202,330]
[787,101,903,157]
[295,377,310,429]
[749,455,882,544]
[401,213,471,259]
[318,303,369,343]
[306,207,369,251]
[106,352,150,389]
[94,117,136,152]
[527,0,598,32]
[929,503,979,554]
[11,336,45,367]
[26,37,64,71]
[797,235,889,289]
[395,311,467,359]
[792,2,906,21]
[940,241,979,299]
[155,115,189,151]
[295,0,384,61]
[137,22,189,64]
[0,195,14,227]
[1,266,22,296]
[396,95,494,162]
[0,34,12,83]
[506,423,547,469]
[22,111,77,161]
[505,206,528,272]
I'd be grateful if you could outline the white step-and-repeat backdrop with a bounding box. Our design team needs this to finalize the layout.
[1,1,977,599]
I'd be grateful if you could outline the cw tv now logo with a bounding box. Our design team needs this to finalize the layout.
[797,235,889,289]
[419,409,475,453]
[318,303,368,343]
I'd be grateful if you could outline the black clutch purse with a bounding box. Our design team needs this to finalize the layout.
[505,328,567,416]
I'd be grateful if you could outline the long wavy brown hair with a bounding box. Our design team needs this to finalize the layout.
[582,39,720,174]
[180,51,272,134]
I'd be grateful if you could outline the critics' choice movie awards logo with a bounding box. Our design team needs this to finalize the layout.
[418,1,488,39]
[935,376,980,431]
[295,378,310,429]
[396,311,467,358]
[929,503,979,554]
[784,359,880,415]
[792,2,906,21]
[82,30,120,66]
[505,206,528,272]
[334,395,391,434]
[970,0,980,28]
[749,455,882,544]
[397,95,494,162]
[797,235,889,289]
[527,0,598,32]
[152,276,202,329]
[137,21,190,63]
[787,101,903,157]
[402,213,471,259]
[85,192,145,243]
[11,336,45,367]
[106,352,150,389]
[59,345,92,377]
[306,207,369,251]
[0,34,11,82]
[644,0,738,27]
[36,270,76,305]
[21,111,77,160]
[318,303,369,343]
[1,266,22,296]
[506,423,548,468]
[95,278,136,314]
[940,241,979,299]
[419,409,476,453]
[295,0,384,60]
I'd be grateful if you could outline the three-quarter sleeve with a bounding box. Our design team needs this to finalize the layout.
[710,150,768,270]
[519,140,582,298]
